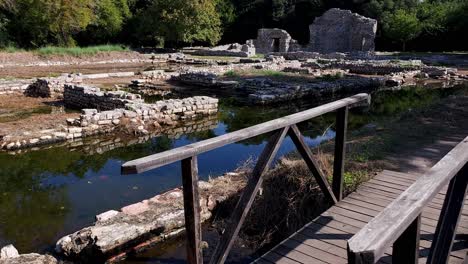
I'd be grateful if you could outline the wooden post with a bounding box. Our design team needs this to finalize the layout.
[427,165,468,264]
[182,156,203,264]
[209,127,290,264]
[333,106,348,201]
[288,124,338,204]
[393,214,421,264]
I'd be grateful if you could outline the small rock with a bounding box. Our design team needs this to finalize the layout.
[1,244,19,259]
[96,210,120,222]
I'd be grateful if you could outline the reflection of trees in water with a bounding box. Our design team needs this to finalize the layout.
[218,100,337,145]
[216,84,468,146]
[0,188,69,253]
[0,136,177,253]
[0,150,73,252]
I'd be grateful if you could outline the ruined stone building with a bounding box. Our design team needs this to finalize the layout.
[248,9,377,54]
[250,28,301,54]
[308,8,378,53]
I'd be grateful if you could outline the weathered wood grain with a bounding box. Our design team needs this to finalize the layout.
[256,169,468,264]
[333,106,348,201]
[209,127,290,264]
[348,137,468,263]
[122,94,369,174]
[181,156,203,264]
[288,124,337,204]
[428,165,468,264]
[393,215,421,264]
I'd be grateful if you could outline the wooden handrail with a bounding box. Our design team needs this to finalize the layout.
[348,136,468,263]
[121,94,370,264]
[121,93,370,174]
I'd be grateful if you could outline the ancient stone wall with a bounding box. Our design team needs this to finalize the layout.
[252,28,300,54]
[1,85,218,151]
[63,85,143,110]
[309,8,377,53]
[191,43,255,57]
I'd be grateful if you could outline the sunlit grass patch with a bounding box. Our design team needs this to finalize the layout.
[36,45,129,57]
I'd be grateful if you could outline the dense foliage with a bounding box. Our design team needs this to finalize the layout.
[0,0,466,51]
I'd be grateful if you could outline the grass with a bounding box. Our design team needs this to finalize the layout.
[224,70,240,77]
[251,53,265,59]
[35,45,129,57]
[0,46,25,53]
[316,72,344,81]
[189,55,237,61]
[0,44,129,56]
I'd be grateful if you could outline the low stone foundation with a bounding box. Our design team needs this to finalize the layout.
[1,85,218,151]
[64,85,143,110]
[189,43,255,57]
[302,59,424,75]
[172,72,238,88]
[4,115,218,156]
[242,76,385,104]
[55,171,247,263]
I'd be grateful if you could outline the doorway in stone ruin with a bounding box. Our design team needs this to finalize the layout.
[273,38,280,52]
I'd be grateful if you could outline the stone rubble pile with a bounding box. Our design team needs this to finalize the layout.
[190,43,255,57]
[55,171,247,263]
[24,79,63,98]
[0,244,58,264]
[0,79,32,95]
[302,59,424,75]
[172,72,238,88]
[242,76,385,104]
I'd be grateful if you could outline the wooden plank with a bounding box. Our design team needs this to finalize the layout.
[332,106,348,201]
[274,244,328,264]
[121,93,370,174]
[209,127,289,264]
[181,156,203,264]
[288,124,337,204]
[262,251,301,264]
[428,165,468,264]
[348,136,468,263]
[281,239,347,264]
[393,215,421,264]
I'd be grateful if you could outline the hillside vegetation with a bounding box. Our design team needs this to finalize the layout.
[0,0,466,51]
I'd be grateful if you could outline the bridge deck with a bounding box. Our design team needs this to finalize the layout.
[255,170,468,264]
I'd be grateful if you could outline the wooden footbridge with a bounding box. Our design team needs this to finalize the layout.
[122,93,468,264]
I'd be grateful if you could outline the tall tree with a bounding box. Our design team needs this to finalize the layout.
[382,9,422,51]
[134,0,222,47]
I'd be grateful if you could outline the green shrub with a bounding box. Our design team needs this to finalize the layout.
[224,70,240,77]
[36,45,128,56]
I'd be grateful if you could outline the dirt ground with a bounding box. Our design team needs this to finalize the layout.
[0,62,154,79]
[0,94,79,137]
[0,51,148,65]
[0,51,155,78]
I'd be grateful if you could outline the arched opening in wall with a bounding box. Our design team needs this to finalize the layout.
[273,38,280,52]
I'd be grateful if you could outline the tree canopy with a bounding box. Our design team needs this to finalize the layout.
[0,0,466,51]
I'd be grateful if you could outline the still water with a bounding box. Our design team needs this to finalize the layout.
[0,82,467,262]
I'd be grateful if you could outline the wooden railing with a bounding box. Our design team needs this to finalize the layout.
[348,136,468,264]
[122,93,370,264]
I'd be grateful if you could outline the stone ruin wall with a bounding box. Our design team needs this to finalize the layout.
[1,85,218,151]
[309,8,377,53]
[190,43,256,57]
[4,115,219,156]
[251,28,302,54]
[65,84,218,129]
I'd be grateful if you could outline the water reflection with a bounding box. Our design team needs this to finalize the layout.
[0,82,467,260]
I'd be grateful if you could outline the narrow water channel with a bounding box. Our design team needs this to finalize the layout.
[0,82,467,263]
